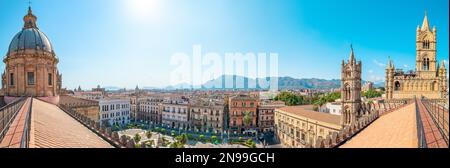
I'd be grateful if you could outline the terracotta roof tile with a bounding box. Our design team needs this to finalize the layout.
[277,105,341,125]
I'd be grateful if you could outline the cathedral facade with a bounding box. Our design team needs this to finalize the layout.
[341,47,362,127]
[2,7,62,97]
[385,13,447,100]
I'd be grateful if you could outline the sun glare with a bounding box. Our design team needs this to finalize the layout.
[126,0,163,22]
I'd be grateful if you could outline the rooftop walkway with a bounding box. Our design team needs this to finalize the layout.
[340,103,418,148]
[416,99,448,148]
[29,98,112,148]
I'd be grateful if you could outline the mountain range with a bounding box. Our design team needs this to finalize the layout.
[103,75,384,91]
[163,75,384,90]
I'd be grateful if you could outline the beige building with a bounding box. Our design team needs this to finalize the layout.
[189,101,225,133]
[385,12,447,100]
[258,100,285,133]
[2,7,62,97]
[161,98,190,129]
[138,98,163,124]
[274,105,341,148]
[73,91,104,100]
[58,95,100,122]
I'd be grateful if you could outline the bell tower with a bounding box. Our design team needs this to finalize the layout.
[341,46,362,127]
[416,11,437,78]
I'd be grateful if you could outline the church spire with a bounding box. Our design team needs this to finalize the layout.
[349,44,355,63]
[421,10,430,31]
[23,6,38,29]
[387,56,394,69]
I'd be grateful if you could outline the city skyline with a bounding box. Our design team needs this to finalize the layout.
[0,0,448,89]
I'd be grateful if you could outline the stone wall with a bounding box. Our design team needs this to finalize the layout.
[57,95,100,121]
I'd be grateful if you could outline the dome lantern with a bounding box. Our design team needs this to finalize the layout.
[23,6,38,29]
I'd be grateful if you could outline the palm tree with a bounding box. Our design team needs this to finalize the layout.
[243,111,253,131]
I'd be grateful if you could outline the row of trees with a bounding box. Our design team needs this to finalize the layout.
[362,89,383,99]
[275,89,383,108]
[274,91,341,107]
[273,92,307,106]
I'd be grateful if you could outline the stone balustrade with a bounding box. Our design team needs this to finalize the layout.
[308,101,410,148]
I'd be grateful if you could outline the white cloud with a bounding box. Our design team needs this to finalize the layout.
[403,64,409,68]
[366,69,384,82]
[369,75,384,82]
[373,59,386,68]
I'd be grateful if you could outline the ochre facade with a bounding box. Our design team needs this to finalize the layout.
[2,7,62,97]
[385,13,447,100]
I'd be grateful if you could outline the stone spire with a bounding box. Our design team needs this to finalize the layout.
[349,44,355,63]
[387,56,394,69]
[441,60,446,70]
[23,6,38,29]
[421,11,430,32]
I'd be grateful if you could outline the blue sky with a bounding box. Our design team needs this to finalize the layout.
[0,0,448,89]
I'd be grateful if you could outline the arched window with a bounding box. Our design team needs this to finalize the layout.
[394,81,401,91]
[343,84,352,100]
[423,58,430,71]
[432,81,438,91]
[423,40,430,49]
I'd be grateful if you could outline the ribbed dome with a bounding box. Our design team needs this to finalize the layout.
[7,28,54,54]
[6,7,54,56]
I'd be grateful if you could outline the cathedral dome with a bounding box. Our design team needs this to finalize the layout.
[6,7,54,56]
[7,28,54,54]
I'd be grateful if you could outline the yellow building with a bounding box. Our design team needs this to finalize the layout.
[274,105,341,148]
[385,12,447,100]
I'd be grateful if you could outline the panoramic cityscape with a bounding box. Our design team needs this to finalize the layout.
[0,0,448,150]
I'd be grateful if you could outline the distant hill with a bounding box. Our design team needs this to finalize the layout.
[167,75,348,90]
[277,77,341,89]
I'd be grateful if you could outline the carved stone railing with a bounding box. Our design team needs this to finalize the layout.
[307,101,410,148]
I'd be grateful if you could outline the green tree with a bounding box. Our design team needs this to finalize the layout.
[363,89,382,98]
[169,141,185,148]
[274,92,303,106]
[246,139,253,145]
[211,136,217,143]
[134,133,141,143]
[243,111,253,130]
[199,134,205,142]
[175,134,188,145]
[312,91,341,111]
